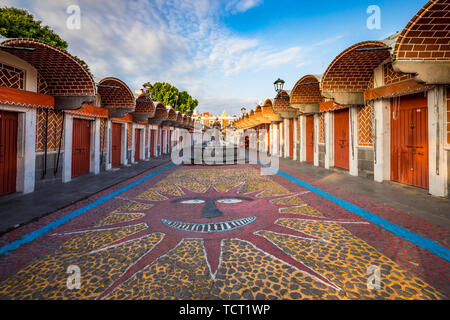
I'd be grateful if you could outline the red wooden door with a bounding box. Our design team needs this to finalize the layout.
[111,123,122,167]
[306,115,314,163]
[289,119,294,158]
[150,129,155,157]
[134,129,141,161]
[334,109,349,170]
[72,119,91,178]
[0,110,18,195]
[391,94,428,189]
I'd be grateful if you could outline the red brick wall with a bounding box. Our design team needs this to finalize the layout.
[395,0,450,61]
[322,41,390,92]
[290,76,323,104]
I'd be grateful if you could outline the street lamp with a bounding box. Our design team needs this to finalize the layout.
[273,78,285,93]
[241,107,246,115]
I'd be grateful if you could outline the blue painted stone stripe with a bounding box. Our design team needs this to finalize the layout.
[248,155,450,262]
[0,163,175,257]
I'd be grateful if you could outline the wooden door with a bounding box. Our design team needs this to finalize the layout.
[111,123,122,167]
[391,94,428,189]
[306,115,314,163]
[289,119,294,158]
[150,129,155,157]
[0,110,18,195]
[72,119,91,178]
[334,109,350,170]
[134,129,141,162]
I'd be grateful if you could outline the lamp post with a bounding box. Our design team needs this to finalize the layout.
[273,78,285,94]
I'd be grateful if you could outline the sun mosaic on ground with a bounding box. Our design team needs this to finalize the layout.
[0,167,444,300]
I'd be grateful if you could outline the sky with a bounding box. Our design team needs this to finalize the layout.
[2,0,428,116]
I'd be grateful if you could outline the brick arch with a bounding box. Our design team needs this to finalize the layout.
[176,111,183,123]
[166,107,177,120]
[134,93,155,113]
[321,41,391,93]
[98,77,135,111]
[1,38,95,97]
[274,90,296,118]
[263,99,273,107]
[132,92,155,122]
[290,75,323,104]
[394,0,450,62]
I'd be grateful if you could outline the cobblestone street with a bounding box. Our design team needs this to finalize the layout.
[0,160,448,300]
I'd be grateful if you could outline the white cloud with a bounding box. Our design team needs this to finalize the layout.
[225,0,263,14]
[6,0,307,116]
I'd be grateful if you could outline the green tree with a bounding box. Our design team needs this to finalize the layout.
[0,7,90,73]
[145,82,198,115]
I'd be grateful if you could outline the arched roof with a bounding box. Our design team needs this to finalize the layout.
[134,93,154,114]
[154,102,168,118]
[166,106,177,120]
[290,75,323,105]
[98,77,135,110]
[273,90,297,118]
[392,0,450,84]
[176,111,183,122]
[394,0,449,62]
[321,41,391,93]
[1,38,95,97]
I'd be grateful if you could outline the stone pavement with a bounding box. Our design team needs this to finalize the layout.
[0,159,448,300]
[0,155,171,235]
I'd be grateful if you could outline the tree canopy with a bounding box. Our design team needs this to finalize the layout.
[146,82,198,115]
[0,7,90,73]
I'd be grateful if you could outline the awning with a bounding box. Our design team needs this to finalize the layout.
[0,86,54,109]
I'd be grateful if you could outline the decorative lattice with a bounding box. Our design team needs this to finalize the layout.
[127,124,132,150]
[357,105,374,147]
[318,113,325,143]
[100,119,107,152]
[383,63,413,86]
[0,63,25,89]
[36,109,64,152]
[37,73,49,94]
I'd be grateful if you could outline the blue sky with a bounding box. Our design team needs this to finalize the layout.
[3,0,427,116]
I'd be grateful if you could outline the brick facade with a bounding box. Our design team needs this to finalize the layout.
[1,38,95,96]
[319,113,325,144]
[98,78,135,110]
[36,109,64,152]
[321,41,391,92]
[395,0,450,61]
[357,105,374,147]
[290,75,323,104]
